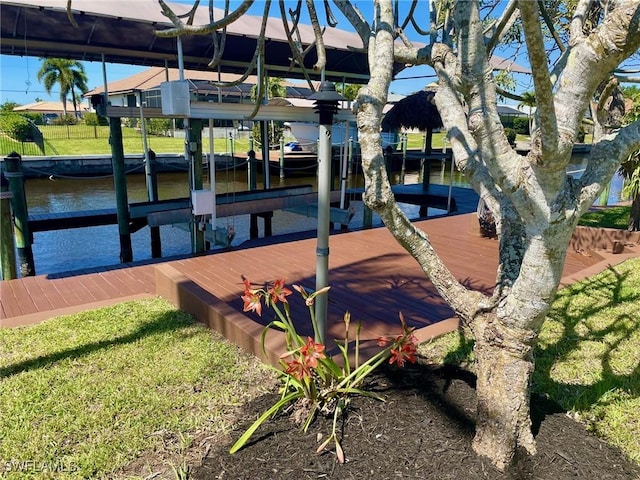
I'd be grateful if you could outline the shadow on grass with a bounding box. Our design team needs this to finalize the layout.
[416,262,639,430]
[533,263,640,411]
[0,311,196,379]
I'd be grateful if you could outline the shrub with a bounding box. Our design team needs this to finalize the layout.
[83,112,108,126]
[52,114,79,126]
[0,114,32,141]
[147,118,172,136]
[504,127,517,145]
[512,117,529,135]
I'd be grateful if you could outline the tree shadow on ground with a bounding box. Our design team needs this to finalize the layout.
[533,264,640,411]
[0,311,197,378]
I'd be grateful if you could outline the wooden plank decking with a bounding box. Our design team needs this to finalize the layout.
[2,214,638,366]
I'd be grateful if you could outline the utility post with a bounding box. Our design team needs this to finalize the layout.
[309,82,344,344]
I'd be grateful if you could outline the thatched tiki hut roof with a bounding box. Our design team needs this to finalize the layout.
[382,89,443,153]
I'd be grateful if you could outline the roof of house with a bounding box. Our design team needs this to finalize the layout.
[497,105,528,116]
[13,101,88,114]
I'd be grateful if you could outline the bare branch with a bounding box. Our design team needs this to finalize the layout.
[519,1,558,161]
[155,0,255,37]
[396,0,431,35]
[305,0,326,71]
[484,1,519,53]
[537,1,566,54]
[331,0,371,47]
[279,0,317,89]
[323,0,338,27]
[358,0,486,324]
[66,0,79,28]
[569,0,594,45]
[207,0,229,69]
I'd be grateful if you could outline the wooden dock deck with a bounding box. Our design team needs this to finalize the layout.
[2,214,638,366]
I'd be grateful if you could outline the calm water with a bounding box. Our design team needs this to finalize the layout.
[12,156,625,277]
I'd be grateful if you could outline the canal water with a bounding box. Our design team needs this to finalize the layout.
[13,158,625,277]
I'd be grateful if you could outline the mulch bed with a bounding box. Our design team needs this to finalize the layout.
[191,362,640,480]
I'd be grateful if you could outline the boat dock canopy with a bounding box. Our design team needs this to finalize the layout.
[0,0,409,83]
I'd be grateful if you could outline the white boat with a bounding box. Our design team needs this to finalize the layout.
[284,121,399,152]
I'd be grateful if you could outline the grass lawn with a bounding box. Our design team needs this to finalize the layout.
[44,134,252,157]
[418,256,640,465]
[578,205,631,230]
[0,298,274,479]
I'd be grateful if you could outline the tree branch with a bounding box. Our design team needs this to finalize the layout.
[155,0,255,37]
[332,0,371,47]
[305,0,326,71]
[484,0,519,53]
[579,119,640,213]
[518,1,558,161]
[553,1,640,167]
[569,0,594,45]
[356,0,485,324]
[537,0,565,54]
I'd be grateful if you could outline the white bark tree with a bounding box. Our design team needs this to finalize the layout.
[347,0,640,469]
[142,0,640,470]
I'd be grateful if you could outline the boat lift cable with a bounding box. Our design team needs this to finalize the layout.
[22,163,145,180]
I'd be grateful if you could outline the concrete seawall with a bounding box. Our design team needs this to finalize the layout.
[0,153,238,178]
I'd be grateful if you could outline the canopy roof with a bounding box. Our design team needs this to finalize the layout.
[0,0,408,83]
[381,89,443,132]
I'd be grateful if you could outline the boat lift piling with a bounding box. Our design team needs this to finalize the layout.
[4,152,35,276]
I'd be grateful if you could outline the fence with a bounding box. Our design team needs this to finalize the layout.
[0,134,44,157]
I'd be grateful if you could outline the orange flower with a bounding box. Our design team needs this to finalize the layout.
[300,337,326,368]
[242,290,262,316]
[389,343,417,367]
[285,359,311,380]
[269,279,293,304]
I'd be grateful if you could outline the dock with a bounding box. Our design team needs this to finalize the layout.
[346,183,480,215]
[3,213,637,367]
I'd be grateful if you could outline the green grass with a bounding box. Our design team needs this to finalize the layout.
[0,298,274,479]
[418,257,640,465]
[404,132,448,150]
[44,132,252,157]
[579,206,631,230]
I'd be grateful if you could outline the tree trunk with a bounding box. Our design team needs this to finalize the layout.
[629,196,640,231]
[471,315,537,471]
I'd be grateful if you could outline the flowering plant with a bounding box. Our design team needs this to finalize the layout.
[229,277,418,462]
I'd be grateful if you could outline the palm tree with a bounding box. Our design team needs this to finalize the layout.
[517,91,536,135]
[37,58,89,118]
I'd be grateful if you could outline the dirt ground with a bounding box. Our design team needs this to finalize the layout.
[188,362,640,480]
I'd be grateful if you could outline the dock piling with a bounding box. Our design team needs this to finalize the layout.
[4,152,35,276]
[109,117,133,263]
[1,173,18,279]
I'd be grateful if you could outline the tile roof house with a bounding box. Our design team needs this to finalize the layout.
[85,66,315,111]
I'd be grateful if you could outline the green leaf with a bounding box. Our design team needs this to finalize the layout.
[229,391,302,454]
